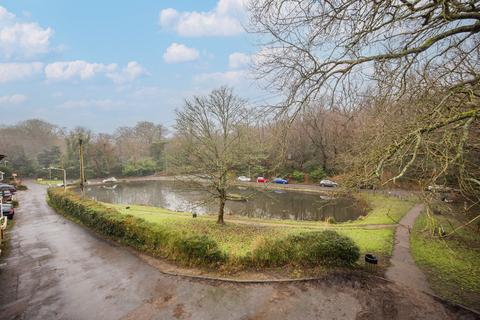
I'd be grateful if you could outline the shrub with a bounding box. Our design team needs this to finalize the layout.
[309,168,326,182]
[291,170,305,182]
[175,235,225,265]
[122,158,158,177]
[251,230,360,267]
[47,188,224,267]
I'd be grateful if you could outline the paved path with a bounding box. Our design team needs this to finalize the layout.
[386,204,432,294]
[0,183,458,319]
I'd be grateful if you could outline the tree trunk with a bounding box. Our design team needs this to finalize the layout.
[217,196,226,224]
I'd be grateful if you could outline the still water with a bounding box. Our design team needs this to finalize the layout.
[83,180,366,222]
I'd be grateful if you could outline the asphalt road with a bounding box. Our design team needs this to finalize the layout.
[0,182,467,320]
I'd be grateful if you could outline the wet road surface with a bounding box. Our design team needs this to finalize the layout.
[0,182,467,320]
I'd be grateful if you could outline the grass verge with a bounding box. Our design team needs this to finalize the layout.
[411,212,480,310]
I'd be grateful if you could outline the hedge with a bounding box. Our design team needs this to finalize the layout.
[249,230,360,267]
[47,188,225,266]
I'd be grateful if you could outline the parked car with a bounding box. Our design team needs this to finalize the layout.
[1,190,12,202]
[237,176,251,182]
[319,179,338,187]
[0,184,16,194]
[256,177,267,183]
[102,177,118,184]
[1,202,14,220]
[273,177,288,184]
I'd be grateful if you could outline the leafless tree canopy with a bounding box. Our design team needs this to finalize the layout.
[173,87,251,224]
[248,1,480,203]
[248,0,480,108]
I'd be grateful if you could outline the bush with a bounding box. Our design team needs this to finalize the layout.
[309,168,326,182]
[251,230,360,267]
[175,235,225,264]
[122,158,158,177]
[47,188,224,266]
[291,170,305,182]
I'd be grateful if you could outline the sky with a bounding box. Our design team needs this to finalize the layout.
[0,0,272,132]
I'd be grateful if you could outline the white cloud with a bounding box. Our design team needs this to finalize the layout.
[107,61,148,84]
[163,43,199,64]
[228,52,250,69]
[58,99,128,110]
[159,8,179,27]
[193,70,246,84]
[159,0,246,37]
[0,62,43,83]
[0,94,27,105]
[0,6,53,59]
[45,60,117,81]
[45,60,148,83]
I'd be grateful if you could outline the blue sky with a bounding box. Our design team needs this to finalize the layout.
[0,0,270,132]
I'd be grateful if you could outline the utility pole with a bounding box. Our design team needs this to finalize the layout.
[79,138,85,193]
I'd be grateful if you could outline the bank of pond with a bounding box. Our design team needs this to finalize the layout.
[47,183,415,273]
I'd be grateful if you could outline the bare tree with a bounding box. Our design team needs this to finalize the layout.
[173,87,251,224]
[248,0,480,203]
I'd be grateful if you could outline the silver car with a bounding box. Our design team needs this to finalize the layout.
[319,179,338,187]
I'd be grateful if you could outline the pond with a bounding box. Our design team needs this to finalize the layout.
[83,180,367,222]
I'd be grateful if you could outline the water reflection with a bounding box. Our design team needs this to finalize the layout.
[83,180,366,222]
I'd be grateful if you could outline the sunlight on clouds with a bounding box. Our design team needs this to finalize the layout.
[159,0,246,37]
[0,6,53,59]
[107,61,148,84]
[163,43,199,63]
[45,60,117,81]
[44,60,147,83]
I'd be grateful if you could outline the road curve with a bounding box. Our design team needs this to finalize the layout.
[0,182,460,320]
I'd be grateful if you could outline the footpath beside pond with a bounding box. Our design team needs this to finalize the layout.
[386,204,432,293]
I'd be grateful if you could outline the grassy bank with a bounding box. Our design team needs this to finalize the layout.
[411,212,480,310]
[48,188,364,271]
[108,203,396,260]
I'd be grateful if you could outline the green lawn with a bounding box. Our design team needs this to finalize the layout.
[349,194,415,225]
[35,179,63,185]
[107,196,402,263]
[411,212,480,310]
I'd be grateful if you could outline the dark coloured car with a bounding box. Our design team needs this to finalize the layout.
[0,184,16,194]
[1,190,12,202]
[1,202,14,220]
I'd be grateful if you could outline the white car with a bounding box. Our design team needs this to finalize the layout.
[102,177,118,184]
[237,176,251,182]
[319,179,338,187]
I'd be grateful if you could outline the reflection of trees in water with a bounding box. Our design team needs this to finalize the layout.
[86,181,365,222]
